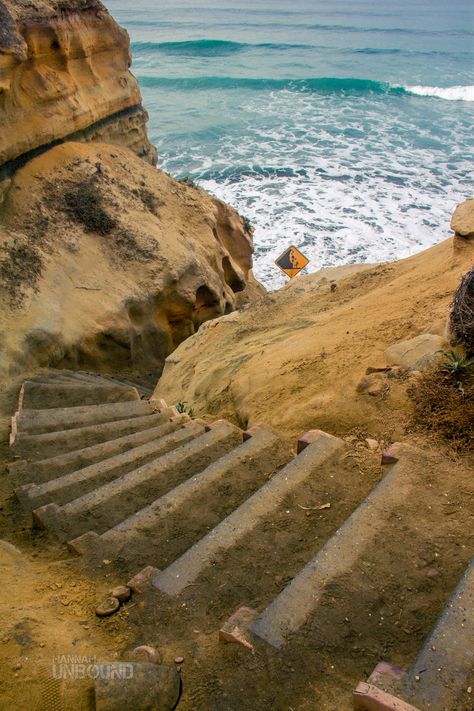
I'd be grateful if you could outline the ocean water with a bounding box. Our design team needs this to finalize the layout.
[109,0,474,289]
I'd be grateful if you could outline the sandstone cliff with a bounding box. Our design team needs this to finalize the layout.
[0,0,156,200]
[155,216,474,439]
[0,142,262,378]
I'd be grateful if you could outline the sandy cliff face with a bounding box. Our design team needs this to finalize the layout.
[0,0,156,186]
[0,142,262,378]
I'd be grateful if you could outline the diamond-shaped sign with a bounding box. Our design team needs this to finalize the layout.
[275,245,309,279]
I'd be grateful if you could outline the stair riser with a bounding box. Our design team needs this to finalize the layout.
[16,419,196,510]
[33,423,242,540]
[70,429,292,573]
[250,453,421,649]
[153,432,344,597]
[19,382,140,410]
[9,411,172,461]
[403,558,474,710]
[10,415,188,486]
[14,400,154,436]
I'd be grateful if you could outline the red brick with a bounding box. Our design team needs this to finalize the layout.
[353,682,421,711]
[127,566,160,593]
[219,606,257,652]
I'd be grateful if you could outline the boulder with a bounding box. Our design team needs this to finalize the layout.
[385,334,444,370]
[94,662,180,711]
[451,199,474,239]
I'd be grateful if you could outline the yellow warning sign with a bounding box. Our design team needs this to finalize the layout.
[275,245,309,279]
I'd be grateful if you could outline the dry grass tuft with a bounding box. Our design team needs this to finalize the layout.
[408,364,474,451]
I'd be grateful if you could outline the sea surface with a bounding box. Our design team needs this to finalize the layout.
[109,0,474,288]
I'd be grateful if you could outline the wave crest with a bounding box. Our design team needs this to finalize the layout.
[404,84,474,101]
[137,75,474,102]
[131,39,312,57]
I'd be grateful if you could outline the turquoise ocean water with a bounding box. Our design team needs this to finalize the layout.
[108,0,473,288]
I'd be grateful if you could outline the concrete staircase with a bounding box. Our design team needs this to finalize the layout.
[8,373,474,711]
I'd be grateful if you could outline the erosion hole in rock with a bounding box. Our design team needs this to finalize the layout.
[194,285,222,325]
[51,39,60,50]
[222,255,245,293]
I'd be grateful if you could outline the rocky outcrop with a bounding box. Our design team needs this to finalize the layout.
[451,199,474,240]
[0,0,156,187]
[0,142,262,378]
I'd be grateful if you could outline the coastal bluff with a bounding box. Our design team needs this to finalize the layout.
[0,0,156,193]
[0,0,263,381]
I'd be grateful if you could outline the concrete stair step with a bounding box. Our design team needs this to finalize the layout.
[249,444,439,649]
[153,429,344,597]
[32,420,242,540]
[68,426,294,574]
[93,374,154,396]
[26,371,127,386]
[18,381,140,410]
[19,419,202,511]
[402,557,474,711]
[9,410,174,461]
[10,415,189,498]
[11,399,155,438]
[161,434,383,625]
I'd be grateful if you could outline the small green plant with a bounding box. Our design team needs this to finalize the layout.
[176,402,194,417]
[438,350,474,378]
[240,214,253,234]
[179,175,199,190]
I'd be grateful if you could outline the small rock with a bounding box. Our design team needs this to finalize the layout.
[127,646,162,665]
[365,438,379,451]
[110,585,132,603]
[356,373,389,397]
[94,662,180,711]
[13,662,22,671]
[174,656,184,665]
[426,568,440,579]
[95,596,120,618]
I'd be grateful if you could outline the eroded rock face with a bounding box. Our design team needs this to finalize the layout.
[0,142,263,378]
[0,0,156,180]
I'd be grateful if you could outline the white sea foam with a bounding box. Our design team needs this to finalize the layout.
[157,82,473,290]
[403,84,474,101]
[167,88,471,289]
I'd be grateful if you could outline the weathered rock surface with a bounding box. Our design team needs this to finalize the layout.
[0,142,262,379]
[0,0,156,182]
[385,334,444,370]
[451,199,474,239]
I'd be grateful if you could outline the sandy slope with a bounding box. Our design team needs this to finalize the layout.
[156,235,474,441]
